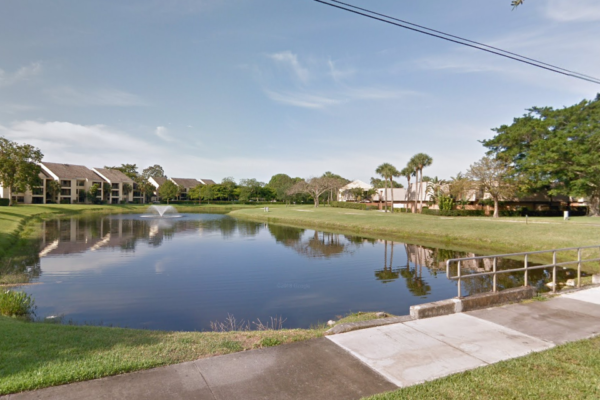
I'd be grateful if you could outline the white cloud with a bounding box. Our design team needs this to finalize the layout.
[269,51,310,83]
[544,0,600,22]
[328,59,355,82]
[265,87,417,109]
[47,86,148,107]
[0,62,42,87]
[0,121,158,164]
[265,90,341,109]
[155,126,174,142]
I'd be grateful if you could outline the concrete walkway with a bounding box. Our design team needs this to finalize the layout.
[5,287,600,400]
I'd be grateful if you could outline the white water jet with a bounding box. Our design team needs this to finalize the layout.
[141,205,182,218]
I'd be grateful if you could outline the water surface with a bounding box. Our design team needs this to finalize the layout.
[17,213,564,331]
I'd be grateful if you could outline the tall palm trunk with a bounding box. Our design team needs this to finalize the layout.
[413,170,419,213]
[405,175,411,211]
[389,177,395,213]
[383,178,388,212]
[384,240,388,267]
[419,168,425,212]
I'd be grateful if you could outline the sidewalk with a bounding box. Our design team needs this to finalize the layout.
[6,287,600,400]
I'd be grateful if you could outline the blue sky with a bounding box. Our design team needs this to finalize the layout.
[1,0,599,185]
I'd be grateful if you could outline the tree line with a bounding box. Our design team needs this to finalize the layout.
[2,94,599,215]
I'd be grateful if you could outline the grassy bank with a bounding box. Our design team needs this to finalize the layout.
[364,335,600,400]
[231,207,600,270]
[0,310,388,395]
[0,315,324,395]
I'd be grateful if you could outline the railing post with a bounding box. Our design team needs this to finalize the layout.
[524,254,528,287]
[577,248,582,288]
[457,260,462,298]
[552,251,557,294]
[492,257,497,293]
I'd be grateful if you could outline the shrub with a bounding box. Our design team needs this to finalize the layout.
[0,290,35,317]
[59,199,71,204]
[438,195,454,211]
[422,209,485,217]
[0,198,9,206]
[260,337,282,347]
[330,201,367,210]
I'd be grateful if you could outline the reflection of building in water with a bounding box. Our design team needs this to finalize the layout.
[39,218,137,256]
[405,244,436,270]
[37,216,265,257]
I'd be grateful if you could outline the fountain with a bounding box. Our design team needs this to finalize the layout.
[141,205,182,218]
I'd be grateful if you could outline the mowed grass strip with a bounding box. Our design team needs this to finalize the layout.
[231,207,600,267]
[0,316,324,395]
[364,335,600,400]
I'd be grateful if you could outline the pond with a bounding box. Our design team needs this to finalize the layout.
[12,213,569,331]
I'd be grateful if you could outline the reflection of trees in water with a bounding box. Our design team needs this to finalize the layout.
[403,244,574,294]
[400,244,432,296]
[292,231,349,258]
[0,255,41,282]
[268,224,305,246]
[374,240,401,283]
[267,226,363,259]
[198,217,259,239]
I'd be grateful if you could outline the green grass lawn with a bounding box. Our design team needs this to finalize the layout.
[0,315,324,395]
[364,335,600,400]
[2,204,599,396]
[231,206,600,271]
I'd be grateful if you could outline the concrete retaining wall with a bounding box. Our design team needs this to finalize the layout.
[410,286,537,320]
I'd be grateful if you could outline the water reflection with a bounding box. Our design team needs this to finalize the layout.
[1,214,581,331]
[38,215,266,257]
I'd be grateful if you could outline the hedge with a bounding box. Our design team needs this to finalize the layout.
[422,209,485,217]
[330,201,367,210]
[0,199,9,207]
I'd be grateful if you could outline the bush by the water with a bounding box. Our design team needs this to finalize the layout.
[330,201,367,210]
[0,290,35,317]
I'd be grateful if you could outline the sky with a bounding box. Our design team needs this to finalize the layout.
[1,0,599,186]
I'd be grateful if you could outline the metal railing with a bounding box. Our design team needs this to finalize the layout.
[446,245,600,298]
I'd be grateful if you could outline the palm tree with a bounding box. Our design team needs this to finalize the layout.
[409,153,433,213]
[376,163,389,212]
[400,166,413,210]
[376,163,397,213]
[388,165,400,213]
[426,176,445,206]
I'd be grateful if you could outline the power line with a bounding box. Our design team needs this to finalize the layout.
[313,0,600,85]
[331,0,599,82]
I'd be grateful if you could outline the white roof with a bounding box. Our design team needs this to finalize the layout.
[339,180,372,191]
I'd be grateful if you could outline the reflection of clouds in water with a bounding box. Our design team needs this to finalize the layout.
[155,259,167,274]
[148,219,177,230]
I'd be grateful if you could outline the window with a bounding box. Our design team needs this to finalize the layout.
[61,180,71,187]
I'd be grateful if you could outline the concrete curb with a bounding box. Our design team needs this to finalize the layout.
[325,315,413,335]
[410,286,537,319]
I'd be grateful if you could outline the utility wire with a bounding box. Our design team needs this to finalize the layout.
[313,0,600,85]
[331,0,599,82]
